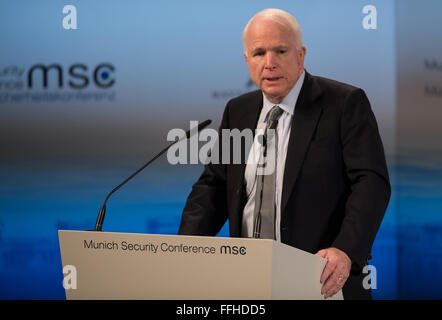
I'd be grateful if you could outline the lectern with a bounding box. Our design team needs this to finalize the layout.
[58,230,343,300]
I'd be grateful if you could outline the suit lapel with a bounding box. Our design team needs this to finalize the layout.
[236,91,263,132]
[228,91,262,236]
[231,91,263,182]
[281,72,323,214]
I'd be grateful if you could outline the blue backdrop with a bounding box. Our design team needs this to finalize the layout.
[0,0,441,299]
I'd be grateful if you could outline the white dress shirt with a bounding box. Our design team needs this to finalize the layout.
[241,71,305,241]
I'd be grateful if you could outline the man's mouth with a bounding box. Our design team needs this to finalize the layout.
[264,76,283,82]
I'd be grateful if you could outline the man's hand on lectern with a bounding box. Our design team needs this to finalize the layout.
[315,247,351,299]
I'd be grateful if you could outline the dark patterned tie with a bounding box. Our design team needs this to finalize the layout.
[253,105,284,239]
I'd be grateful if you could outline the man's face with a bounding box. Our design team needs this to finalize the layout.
[244,19,305,104]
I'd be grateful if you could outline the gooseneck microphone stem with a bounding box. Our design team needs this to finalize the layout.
[252,131,267,239]
[94,143,172,232]
[93,119,211,231]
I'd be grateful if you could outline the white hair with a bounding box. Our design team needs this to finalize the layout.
[242,8,303,51]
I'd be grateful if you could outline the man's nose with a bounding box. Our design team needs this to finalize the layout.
[264,52,277,69]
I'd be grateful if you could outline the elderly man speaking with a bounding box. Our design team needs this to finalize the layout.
[179,8,390,300]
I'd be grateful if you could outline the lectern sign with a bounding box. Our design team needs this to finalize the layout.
[82,238,247,256]
[58,230,343,300]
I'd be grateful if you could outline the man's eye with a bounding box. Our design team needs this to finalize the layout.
[254,52,264,57]
[279,50,286,54]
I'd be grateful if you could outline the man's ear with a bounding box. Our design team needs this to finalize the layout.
[244,51,248,63]
[298,46,306,66]
[299,45,306,58]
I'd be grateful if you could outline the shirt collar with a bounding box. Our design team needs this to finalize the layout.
[262,70,305,116]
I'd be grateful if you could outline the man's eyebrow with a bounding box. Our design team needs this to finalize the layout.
[251,45,289,52]
[274,45,289,50]
[251,47,265,54]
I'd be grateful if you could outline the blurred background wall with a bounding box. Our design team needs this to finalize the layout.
[0,0,440,299]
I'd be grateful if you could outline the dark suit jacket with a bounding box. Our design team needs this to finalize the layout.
[178,71,391,299]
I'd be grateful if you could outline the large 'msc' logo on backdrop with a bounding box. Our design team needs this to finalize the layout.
[27,63,115,89]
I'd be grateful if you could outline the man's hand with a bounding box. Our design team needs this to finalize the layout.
[315,247,351,299]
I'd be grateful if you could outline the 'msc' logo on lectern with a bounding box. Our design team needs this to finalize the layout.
[219,245,247,256]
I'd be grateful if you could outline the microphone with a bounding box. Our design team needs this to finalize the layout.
[93,119,212,231]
